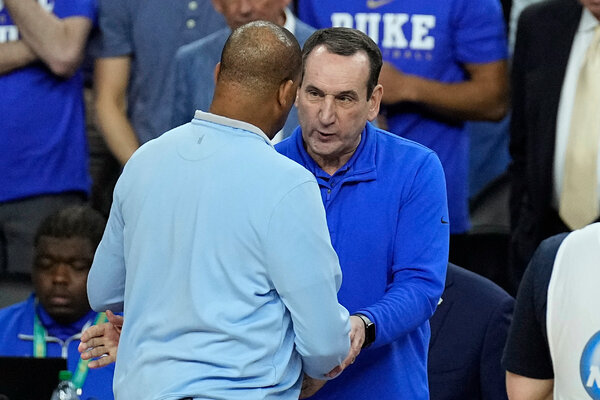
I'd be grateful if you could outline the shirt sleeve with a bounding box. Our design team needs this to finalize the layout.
[87,179,127,313]
[452,0,508,63]
[264,180,351,379]
[96,0,132,57]
[357,151,449,347]
[502,235,561,379]
[53,0,97,21]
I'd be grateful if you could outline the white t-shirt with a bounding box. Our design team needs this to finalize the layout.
[547,222,600,399]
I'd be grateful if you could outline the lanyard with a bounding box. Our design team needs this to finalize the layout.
[33,310,107,389]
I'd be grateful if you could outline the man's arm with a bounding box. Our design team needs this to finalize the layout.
[378,60,509,122]
[356,151,449,347]
[4,0,92,78]
[502,236,560,399]
[506,371,553,400]
[94,57,140,165]
[265,179,351,379]
[0,40,37,75]
[87,180,127,313]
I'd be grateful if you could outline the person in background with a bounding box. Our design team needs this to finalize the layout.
[93,0,226,166]
[428,263,514,400]
[294,0,508,265]
[170,0,314,143]
[503,223,600,399]
[508,0,600,291]
[0,206,114,400]
[84,22,354,399]
[0,0,95,279]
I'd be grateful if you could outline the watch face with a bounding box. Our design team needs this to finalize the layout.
[357,314,375,348]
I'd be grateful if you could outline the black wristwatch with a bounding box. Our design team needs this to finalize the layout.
[353,313,376,348]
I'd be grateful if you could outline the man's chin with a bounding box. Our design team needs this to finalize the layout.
[45,306,78,324]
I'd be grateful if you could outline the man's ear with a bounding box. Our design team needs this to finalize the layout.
[277,79,297,110]
[211,0,223,14]
[367,84,383,122]
[213,62,221,85]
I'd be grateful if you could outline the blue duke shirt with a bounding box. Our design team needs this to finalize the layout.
[88,111,350,400]
[276,123,449,399]
[0,0,96,202]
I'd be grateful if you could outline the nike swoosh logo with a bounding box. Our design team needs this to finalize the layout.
[367,0,395,9]
[441,217,449,224]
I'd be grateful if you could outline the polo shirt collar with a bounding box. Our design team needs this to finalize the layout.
[193,110,273,147]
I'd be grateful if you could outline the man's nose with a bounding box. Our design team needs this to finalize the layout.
[51,263,70,284]
[238,0,253,15]
[319,97,336,125]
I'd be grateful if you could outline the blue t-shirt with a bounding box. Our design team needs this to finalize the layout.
[96,0,226,144]
[0,294,115,400]
[0,0,96,202]
[296,0,508,233]
[276,123,449,400]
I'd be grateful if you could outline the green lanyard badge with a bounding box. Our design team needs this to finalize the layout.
[33,309,107,389]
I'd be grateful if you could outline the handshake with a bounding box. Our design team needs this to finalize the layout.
[78,313,367,398]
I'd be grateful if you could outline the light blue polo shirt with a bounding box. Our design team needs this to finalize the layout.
[88,111,351,399]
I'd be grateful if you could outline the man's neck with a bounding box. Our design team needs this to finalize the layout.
[210,94,275,139]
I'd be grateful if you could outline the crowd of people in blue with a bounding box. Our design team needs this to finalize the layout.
[1,0,599,399]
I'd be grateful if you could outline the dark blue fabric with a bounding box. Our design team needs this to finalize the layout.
[36,301,96,343]
[429,264,514,400]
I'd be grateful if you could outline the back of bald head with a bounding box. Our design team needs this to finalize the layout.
[218,21,302,97]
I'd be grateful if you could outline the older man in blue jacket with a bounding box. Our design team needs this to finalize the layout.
[275,27,449,400]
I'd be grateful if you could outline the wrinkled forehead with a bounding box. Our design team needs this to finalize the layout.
[303,46,371,93]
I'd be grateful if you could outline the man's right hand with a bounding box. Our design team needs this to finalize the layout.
[325,315,365,378]
[78,310,123,369]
